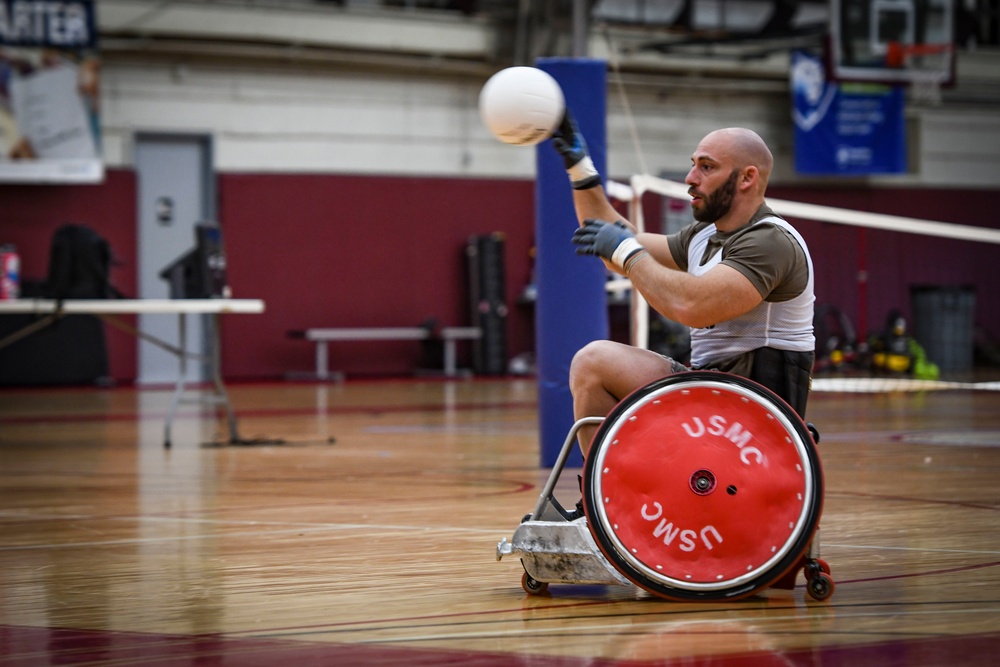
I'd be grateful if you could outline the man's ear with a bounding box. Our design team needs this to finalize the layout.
[740,166,759,192]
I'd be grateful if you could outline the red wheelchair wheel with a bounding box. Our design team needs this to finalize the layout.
[582,371,823,601]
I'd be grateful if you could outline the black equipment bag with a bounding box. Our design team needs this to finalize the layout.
[45,223,119,299]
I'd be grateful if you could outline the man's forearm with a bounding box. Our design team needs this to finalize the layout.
[572,187,631,229]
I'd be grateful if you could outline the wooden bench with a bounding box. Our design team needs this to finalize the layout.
[288,326,482,381]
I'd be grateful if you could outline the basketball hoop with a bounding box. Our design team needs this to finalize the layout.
[830,0,957,88]
[885,41,952,67]
[886,41,953,105]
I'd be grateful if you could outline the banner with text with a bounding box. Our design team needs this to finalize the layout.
[0,0,102,183]
[791,50,906,175]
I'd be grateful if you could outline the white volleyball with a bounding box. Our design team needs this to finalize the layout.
[478,67,565,146]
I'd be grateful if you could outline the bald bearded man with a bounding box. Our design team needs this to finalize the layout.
[552,113,816,456]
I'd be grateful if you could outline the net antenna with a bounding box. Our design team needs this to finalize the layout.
[601,24,649,179]
[614,173,1000,350]
[601,24,654,348]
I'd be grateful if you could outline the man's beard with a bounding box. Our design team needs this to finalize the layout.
[691,168,738,223]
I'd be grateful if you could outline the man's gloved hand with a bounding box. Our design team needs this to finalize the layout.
[551,108,601,190]
[572,219,646,270]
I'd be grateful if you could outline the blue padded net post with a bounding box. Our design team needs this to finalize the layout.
[535,57,608,468]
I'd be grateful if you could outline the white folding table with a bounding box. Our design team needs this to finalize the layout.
[0,298,265,447]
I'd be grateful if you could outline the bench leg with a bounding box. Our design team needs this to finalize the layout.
[444,339,456,377]
[315,341,329,381]
[309,340,345,382]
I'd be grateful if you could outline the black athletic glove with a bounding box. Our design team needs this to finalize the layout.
[551,108,602,190]
[572,219,646,271]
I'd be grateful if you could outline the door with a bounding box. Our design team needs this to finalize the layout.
[134,133,215,385]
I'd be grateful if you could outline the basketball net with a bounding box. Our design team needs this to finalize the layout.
[911,74,944,106]
[886,41,954,106]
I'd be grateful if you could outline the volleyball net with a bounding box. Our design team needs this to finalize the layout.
[604,174,1000,392]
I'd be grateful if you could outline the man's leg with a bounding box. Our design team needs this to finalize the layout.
[569,340,682,456]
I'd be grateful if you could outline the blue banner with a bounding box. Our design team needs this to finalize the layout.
[792,50,906,175]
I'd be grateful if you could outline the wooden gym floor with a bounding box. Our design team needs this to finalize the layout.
[2,374,1000,665]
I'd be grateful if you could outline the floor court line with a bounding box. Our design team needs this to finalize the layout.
[6,514,1000,556]
[243,597,1000,639]
[241,606,1000,647]
[343,608,1000,645]
[826,542,1000,556]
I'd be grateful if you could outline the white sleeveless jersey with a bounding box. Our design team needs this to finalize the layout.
[687,217,815,368]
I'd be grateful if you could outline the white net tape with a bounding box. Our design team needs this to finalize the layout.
[604,175,1000,390]
[628,174,1000,245]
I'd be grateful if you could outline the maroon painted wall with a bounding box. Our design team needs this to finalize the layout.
[217,173,538,379]
[1,170,998,383]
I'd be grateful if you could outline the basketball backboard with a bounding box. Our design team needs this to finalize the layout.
[829,0,955,86]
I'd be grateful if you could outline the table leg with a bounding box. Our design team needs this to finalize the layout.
[0,312,62,350]
[210,313,239,443]
[164,312,187,448]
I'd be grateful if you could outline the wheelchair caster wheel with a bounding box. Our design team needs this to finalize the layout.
[807,571,835,601]
[522,571,549,596]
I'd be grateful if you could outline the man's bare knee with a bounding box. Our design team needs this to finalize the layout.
[570,340,610,373]
[570,341,623,392]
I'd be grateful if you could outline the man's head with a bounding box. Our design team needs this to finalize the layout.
[686,128,773,228]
